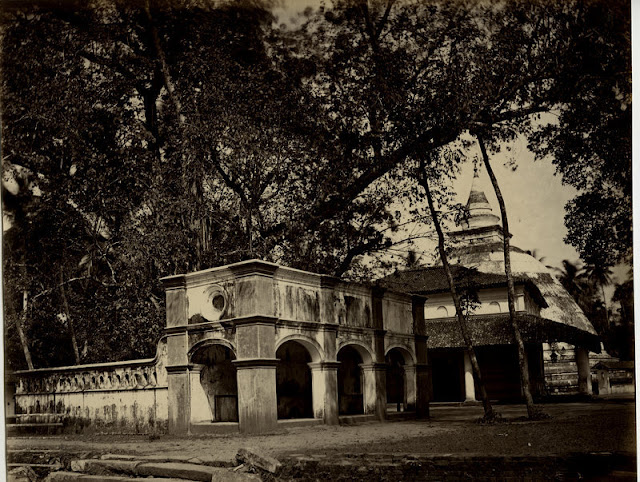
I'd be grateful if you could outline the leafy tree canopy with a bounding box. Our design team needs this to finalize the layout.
[1,0,630,368]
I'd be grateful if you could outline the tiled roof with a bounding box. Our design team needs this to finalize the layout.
[379,265,547,308]
[424,313,601,352]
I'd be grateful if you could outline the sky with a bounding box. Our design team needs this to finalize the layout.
[450,138,580,271]
[389,135,630,301]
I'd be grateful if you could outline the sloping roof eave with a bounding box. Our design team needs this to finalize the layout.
[425,313,601,353]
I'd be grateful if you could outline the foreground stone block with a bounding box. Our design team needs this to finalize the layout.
[210,469,261,482]
[100,453,233,467]
[8,466,37,482]
[46,472,189,482]
[70,459,140,475]
[236,448,281,474]
[136,462,230,481]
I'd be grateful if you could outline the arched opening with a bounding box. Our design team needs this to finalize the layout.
[386,348,406,411]
[436,306,449,317]
[337,345,364,415]
[276,341,313,419]
[191,344,238,422]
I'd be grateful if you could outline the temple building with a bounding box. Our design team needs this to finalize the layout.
[8,170,607,434]
[11,260,431,434]
[380,168,602,401]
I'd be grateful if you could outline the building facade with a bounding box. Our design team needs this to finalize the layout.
[381,169,601,402]
[12,260,431,434]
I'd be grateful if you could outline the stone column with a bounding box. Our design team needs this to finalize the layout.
[309,361,340,424]
[412,292,430,419]
[165,332,190,434]
[404,365,417,411]
[166,365,190,434]
[189,364,211,423]
[234,315,279,433]
[162,268,191,434]
[361,363,387,420]
[575,347,592,395]
[463,352,477,402]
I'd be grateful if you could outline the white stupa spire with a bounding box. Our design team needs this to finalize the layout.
[449,164,504,246]
[463,164,501,229]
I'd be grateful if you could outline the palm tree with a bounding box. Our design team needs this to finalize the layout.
[554,259,613,337]
[555,260,586,300]
[585,262,614,328]
[613,278,633,324]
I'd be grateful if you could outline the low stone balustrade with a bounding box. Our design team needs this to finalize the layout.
[12,338,168,433]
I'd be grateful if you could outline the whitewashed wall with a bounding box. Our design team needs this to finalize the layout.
[13,338,168,433]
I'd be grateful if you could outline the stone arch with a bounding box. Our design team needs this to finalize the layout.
[276,340,315,419]
[336,340,374,365]
[384,345,416,366]
[385,346,417,413]
[336,343,372,415]
[487,301,501,313]
[188,338,237,362]
[189,340,238,423]
[276,335,324,363]
[436,306,449,317]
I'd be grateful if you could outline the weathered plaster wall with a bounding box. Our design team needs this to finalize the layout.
[13,339,169,433]
[424,286,532,319]
[382,293,414,334]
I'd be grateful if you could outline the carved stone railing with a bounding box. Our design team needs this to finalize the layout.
[12,338,168,433]
[16,360,167,395]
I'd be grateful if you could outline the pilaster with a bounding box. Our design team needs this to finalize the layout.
[360,362,387,420]
[309,361,341,424]
[166,365,190,434]
[233,316,279,433]
[189,364,211,423]
[575,347,592,395]
[404,365,417,411]
[463,352,477,402]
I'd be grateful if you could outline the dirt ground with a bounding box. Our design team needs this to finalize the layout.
[6,401,636,462]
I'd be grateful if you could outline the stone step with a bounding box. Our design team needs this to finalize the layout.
[337,413,378,425]
[6,422,64,436]
[100,453,233,468]
[46,471,195,481]
[69,459,258,481]
[16,413,65,423]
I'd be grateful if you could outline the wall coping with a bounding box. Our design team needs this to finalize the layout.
[13,336,167,376]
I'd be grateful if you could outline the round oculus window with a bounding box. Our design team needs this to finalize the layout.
[200,285,228,321]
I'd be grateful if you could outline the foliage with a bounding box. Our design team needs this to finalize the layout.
[527,0,631,266]
[555,260,631,358]
[611,277,634,360]
[1,0,631,368]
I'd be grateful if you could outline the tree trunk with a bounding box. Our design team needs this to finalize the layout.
[144,0,185,129]
[18,290,34,370]
[601,285,610,329]
[416,163,496,419]
[145,0,209,268]
[60,268,81,364]
[477,134,538,419]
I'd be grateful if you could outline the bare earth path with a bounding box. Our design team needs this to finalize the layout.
[6,401,636,462]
